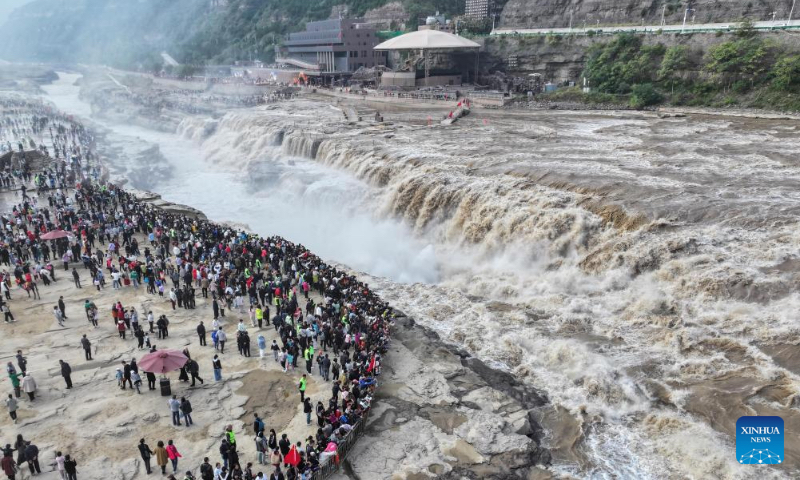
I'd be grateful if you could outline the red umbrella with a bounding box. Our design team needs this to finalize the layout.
[139,349,188,374]
[40,230,71,240]
[285,445,301,467]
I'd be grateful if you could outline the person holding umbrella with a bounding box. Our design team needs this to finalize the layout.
[138,349,190,395]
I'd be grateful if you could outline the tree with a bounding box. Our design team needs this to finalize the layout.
[734,19,757,38]
[705,39,771,86]
[629,83,662,109]
[583,34,665,93]
[771,55,800,91]
[658,45,689,81]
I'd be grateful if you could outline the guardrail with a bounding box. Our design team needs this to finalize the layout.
[312,406,372,478]
[340,89,509,105]
[490,24,800,37]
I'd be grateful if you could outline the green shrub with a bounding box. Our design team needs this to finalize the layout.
[658,45,690,81]
[732,79,751,93]
[582,34,666,93]
[770,55,800,91]
[546,33,561,45]
[629,83,662,109]
[705,38,771,86]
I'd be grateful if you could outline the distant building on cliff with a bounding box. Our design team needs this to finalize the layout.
[280,19,386,73]
[465,0,491,19]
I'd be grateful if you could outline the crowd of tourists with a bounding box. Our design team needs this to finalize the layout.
[0,98,394,480]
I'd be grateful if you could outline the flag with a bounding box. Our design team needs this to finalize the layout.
[285,445,301,466]
[367,354,376,373]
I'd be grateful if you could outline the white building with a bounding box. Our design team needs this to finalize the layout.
[465,0,490,19]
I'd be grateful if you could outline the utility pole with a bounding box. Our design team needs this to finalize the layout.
[661,4,666,26]
[681,8,693,32]
[569,11,573,31]
[790,0,797,24]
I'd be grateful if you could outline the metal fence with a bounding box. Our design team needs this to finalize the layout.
[342,89,508,105]
[312,405,373,479]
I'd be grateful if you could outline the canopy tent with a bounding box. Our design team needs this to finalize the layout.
[373,30,481,84]
[373,30,481,51]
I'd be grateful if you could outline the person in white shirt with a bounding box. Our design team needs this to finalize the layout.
[54,452,66,480]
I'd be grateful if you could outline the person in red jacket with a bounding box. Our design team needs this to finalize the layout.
[165,440,182,474]
[1,453,16,480]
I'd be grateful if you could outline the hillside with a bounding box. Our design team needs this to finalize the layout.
[501,0,796,28]
[0,0,463,66]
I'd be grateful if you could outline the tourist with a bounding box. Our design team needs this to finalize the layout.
[58,296,67,319]
[80,334,92,360]
[255,431,267,465]
[212,355,222,381]
[197,321,207,346]
[169,395,182,426]
[166,440,182,473]
[53,306,64,327]
[59,360,73,389]
[130,370,142,393]
[271,340,279,361]
[217,328,227,353]
[64,455,77,480]
[55,451,66,480]
[24,442,40,476]
[180,397,193,426]
[146,370,157,391]
[4,395,16,424]
[303,398,312,425]
[0,452,15,480]
[154,440,168,474]
[1,304,13,323]
[21,374,36,400]
[298,374,307,402]
[199,457,214,480]
[138,439,154,475]
[257,334,266,358]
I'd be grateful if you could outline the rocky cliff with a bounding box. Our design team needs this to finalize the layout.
[478,29,800,82]
[501,0,796,28]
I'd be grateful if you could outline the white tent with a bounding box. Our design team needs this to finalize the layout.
[373,30,481,51]
[374,30,481,84]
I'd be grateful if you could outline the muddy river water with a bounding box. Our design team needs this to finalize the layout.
[41,72,800,479]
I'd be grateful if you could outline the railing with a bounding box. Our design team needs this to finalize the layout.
[312,399,373,478]
[342,88,509,105]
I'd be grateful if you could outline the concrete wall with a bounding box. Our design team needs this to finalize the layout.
[419,75,463,86]
[381,71,416,87]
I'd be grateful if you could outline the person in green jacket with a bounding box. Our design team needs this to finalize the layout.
[303,346,314,375]
[298,374,307,402]
[225,425,236,450]
[8,372,20,398]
